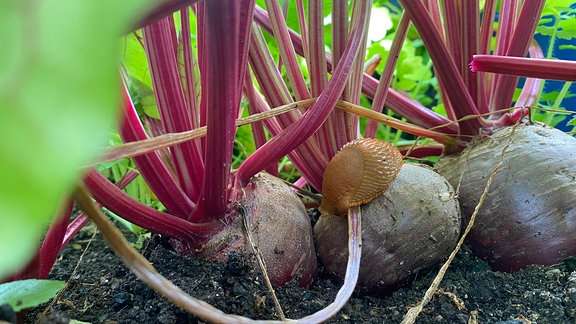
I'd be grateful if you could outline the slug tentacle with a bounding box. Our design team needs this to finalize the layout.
[319,138,404,216]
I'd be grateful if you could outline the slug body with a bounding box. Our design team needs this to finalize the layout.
[319,138,404,216]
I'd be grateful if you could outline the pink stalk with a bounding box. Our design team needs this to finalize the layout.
[275,0,290,72]
[478,0,497,113]
[237,0,371,188]
[303,0,334,159]
[399,144,445,159]
[133,0,197,31]
[248,24,327,188]
[180,9,201,132]
[460,1,483,112]
[118,85,195,218]
[63,171,141,248]
[316,0,344,157]
[143,116,177,175]
[142,19,204,201]
[253,6,457,134]
[365,12,410,138]
[425,0,444,37]
[331,0,348,68]
[472,56,576,82]
[264,0,311,101]
[248,26,295,105]
[295,0,309,60]
[515,44,545,107]
[36,201,73,279]
[441,1,462,73]
[363,81,458,134]
[193,2,208,152]
[190,0,254,223]
[487,0,518,109]
[341,1,371,143]
[479,0,497,55]
[243,72,278,176]
[399,0,481,136]
[307,0,328,97]
[12,171,145,281]
[495,1,518,56]
[85,169,221,250]
[6,200,73,282]
[242,76,322,188]
[490,0,546,111]
[13,171,143,282]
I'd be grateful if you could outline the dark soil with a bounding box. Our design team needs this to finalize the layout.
[25,216,576,324]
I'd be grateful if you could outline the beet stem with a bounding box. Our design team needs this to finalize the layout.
[401,121,522,324]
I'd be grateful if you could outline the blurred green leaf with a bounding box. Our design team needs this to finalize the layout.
[122,32,152,88]
[0,0,156,280]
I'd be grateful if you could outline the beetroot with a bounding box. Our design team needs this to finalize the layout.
[198,173,317,287]
[314,164,460,294]
[435,123,576,271]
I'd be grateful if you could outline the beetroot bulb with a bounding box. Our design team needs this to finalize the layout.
[315,162,461,294]
[435,123,576,272]
[197,173,317,287]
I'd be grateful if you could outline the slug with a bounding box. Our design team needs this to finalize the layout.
[319,138,404,216]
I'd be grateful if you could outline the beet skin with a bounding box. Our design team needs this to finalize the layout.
[198,173,317,287]
[314,164,460,294]
[436,123,576,271]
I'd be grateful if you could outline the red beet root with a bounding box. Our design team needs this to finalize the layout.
[314,164,460,294]
[436,123,576,271]
[197,173,317,287]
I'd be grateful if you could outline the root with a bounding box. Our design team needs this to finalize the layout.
[401,121,522,324]
[236,201,286,321]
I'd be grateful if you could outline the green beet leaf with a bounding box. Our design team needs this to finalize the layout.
[0,279,65,311]
[0,0,155,280]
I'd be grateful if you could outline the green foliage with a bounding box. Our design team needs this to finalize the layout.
[365,36,435,106]
[537,2,576,57]
[567,115,576,132]
[98,133,165,212]
[0,0,155,280]
[122,32,152,88]
[532,84,574,127]
[0,279,64,311]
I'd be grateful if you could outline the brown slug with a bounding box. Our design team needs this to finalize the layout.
[319,138,404,216]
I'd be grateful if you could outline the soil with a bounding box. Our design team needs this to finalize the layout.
[24,214,576,324]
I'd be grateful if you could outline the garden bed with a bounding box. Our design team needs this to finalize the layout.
[27,216,576,323]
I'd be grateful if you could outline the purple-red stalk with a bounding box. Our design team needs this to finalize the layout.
[236,0,371,189]
[364,12,410,138]
[9,171,140,281]
[189,0,255,223]
[253,6,458,135]
[118,85,195,218]
[142,18,204,201]
[399,0,481,136]
[471,55,576,82]
[490,0,546,111]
